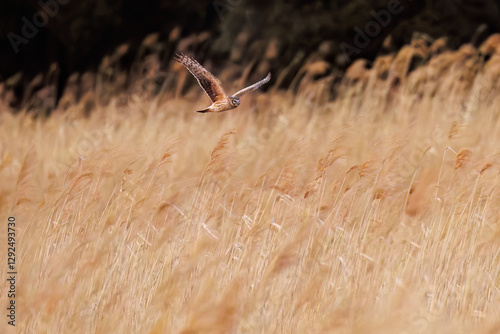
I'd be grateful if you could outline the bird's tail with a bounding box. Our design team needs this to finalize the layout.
[195,107,210,113]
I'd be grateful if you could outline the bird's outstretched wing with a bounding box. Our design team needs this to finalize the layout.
[174,53,227,103]
[232,72,271,98]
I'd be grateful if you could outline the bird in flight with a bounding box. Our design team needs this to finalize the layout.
[174,52,271,113]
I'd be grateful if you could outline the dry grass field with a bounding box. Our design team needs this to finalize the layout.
[2,41,500,333]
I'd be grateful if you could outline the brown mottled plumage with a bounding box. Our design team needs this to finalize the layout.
[174,53,271,113]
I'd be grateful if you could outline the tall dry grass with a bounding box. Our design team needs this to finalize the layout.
[2,45,500,334]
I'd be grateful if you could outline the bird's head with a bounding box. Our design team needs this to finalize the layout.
[229,96,240,107]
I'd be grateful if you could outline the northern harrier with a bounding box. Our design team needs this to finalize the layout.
[174,52,271,113]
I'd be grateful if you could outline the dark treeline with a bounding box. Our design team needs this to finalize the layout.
[1,0,499,110]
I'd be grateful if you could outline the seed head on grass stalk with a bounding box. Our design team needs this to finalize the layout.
[199,130,236,184]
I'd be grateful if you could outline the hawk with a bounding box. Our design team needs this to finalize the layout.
[174,52,271,113]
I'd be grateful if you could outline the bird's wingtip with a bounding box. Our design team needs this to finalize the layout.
[173,52,184,61]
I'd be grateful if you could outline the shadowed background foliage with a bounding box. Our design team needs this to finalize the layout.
[1,0,499,111]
